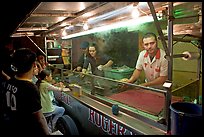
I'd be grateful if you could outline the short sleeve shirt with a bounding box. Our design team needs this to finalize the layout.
[1,78,43,135]
[136,49,168,82]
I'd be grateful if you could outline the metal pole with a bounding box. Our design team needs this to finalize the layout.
[147,2,170,57]
[166,2,173,133]
[196,43,201,103]
[26,35,46,56]
[44,37,48,63]
[171,54,188,58]
[147,2,173,133]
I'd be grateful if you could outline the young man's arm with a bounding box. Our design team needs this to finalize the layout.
[33,110,50,135]
[127,69,142,83]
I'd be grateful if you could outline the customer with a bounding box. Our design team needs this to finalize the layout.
[37,70,70,130]
[32,61,42,84]
[124,32,168,87]
[1,48,50,135]
[74,41,89,72]
[82,42,113,76]
[0,37,16,80]
[37,55,48,70]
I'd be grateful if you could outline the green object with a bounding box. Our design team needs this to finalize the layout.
[104,67,134,80]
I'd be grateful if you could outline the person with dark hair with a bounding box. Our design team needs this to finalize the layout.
[0,37,15,80]
[82,42,113,76]
[36,69,70,131]
[37,55,48,70]
[32,61,42,84]
[74,41,90,72]
[123,32,168,87]
[0,48,50,135]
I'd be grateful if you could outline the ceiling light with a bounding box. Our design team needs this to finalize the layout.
[131,7,140,18]
[62,29,67,37]
[83,23,89,30]
[17,27,48,31]
[87,5,133,25]
[62,15,154,40]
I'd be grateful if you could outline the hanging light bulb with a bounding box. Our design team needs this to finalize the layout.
[131,7,140,18]
[83,23,89,30]
[62,29,67,37]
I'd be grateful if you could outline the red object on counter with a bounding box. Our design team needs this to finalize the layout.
[108,89,182,116]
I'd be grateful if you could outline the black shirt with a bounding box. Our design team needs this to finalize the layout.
[1,77,44,135]
[83,53,112,76]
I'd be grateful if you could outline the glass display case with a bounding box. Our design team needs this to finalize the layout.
[50,68,183,135]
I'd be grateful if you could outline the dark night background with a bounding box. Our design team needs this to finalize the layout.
[0,1,39,45]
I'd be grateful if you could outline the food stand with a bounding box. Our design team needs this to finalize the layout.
[7,2,202,135]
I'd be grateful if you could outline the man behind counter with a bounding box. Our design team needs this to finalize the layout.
[74,41,90,72]
[123,32,168,87]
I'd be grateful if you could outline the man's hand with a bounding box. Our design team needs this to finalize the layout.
[80,69,87,78]
[62,87,71,92]
[118,78,131,90]
[97,65,103,71]
[119,78,129,83]
[73,66,82,72]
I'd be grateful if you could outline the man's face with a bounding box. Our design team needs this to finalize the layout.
[143,36,157,56]
[89,46,96,57]
[81,48,88,53]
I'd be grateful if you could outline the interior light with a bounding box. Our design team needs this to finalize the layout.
[65,25,74,30]
[62,29,67,37]
[62,15,155,40]
[83,23,89,30]
[131,7,140,18]
[57,17,66,22]
[60,22,68,27]
[87,5,133,25]
[138,2,148,7]
[82,12,93,18]
[79,2,86,11]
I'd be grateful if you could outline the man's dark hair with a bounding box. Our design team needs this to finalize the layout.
[36,70,51,89]
[80,41,89,49]
[142,32,157,42]
[89,42,99,52]
[11,48,36,74]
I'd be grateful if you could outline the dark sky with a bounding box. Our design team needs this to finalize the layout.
[0,1,39,45]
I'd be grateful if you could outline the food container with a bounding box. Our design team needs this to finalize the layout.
[69,84,82,97]
[104,67,134,80]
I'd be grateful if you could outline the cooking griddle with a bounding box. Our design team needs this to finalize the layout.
[108,89,182,116]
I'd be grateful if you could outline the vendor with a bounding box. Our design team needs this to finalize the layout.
[123,32,168,87]
[73,41,89,72]
[82,42,113,76]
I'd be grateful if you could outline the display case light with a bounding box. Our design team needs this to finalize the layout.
[131,7,140,18]
[83,23,89,30]
[62,15,154,40]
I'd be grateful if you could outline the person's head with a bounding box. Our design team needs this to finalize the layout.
[142,32,158,56]
[11,48,36,75]
[37,55,45,64]
[88,42,98,58]
[80,41,89,54]
[2,37,14,54]
[38,70,52,82]
[33,61,42,76]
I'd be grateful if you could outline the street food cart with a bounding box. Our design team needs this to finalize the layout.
[7,2,202,135]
